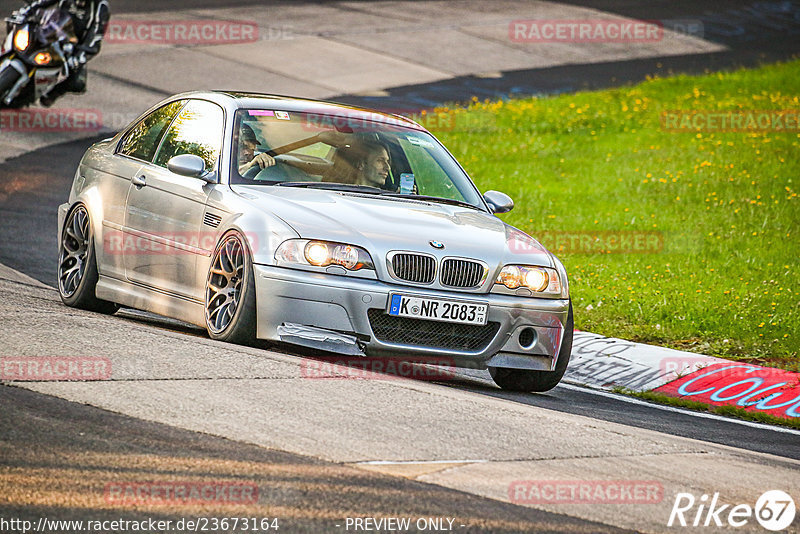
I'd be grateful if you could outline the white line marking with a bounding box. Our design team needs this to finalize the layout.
[558,382,800,436]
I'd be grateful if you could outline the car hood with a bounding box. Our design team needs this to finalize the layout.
[231,185,553,268]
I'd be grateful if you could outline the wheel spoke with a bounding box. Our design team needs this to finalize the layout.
[207,296,225,319]
[218,299,233,320]
[207,281,226,294]
[63,267,80,294]
[59,251,76,269]
[222,302,234,323]
[60,262,80,279]
[78,211,89,240]
[72,211,86,241]
[209,290,229,308]
[221,242,235,274]
[212,300,233,331]
[65,225,79,243]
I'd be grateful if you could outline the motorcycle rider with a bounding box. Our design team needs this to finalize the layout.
[13,0,109,107]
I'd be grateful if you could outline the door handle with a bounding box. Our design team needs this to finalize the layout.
[132,175,146,187]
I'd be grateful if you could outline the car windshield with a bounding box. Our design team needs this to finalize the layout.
[230,109,486,210]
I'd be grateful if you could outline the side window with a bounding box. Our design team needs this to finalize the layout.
[118,100,187,162]
[153,100,224,171]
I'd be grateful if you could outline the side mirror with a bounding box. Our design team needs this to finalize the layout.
[167,154,216,183]
[484,190,514,214]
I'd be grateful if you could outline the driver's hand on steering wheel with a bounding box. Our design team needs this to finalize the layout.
[252,153,276,169]
[239,153,276,174]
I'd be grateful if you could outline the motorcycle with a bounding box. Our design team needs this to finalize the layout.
[0,4,78,108]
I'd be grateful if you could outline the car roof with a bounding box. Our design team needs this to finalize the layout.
[166,90,427,132]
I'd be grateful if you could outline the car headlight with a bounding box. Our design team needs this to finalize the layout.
[494,265,562,294]
[275,239,374,271]
[13,26,29,52]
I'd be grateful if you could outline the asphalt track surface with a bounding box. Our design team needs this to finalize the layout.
[1,1,800,532]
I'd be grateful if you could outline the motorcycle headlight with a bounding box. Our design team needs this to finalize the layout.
[33,51,51,65]
[13,25,29,52]
[494,265,562,294]
[275,239,374,272]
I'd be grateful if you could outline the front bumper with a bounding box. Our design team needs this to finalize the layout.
[254,264,570,371]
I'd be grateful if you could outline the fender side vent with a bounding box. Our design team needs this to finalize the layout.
[203,212,222,228]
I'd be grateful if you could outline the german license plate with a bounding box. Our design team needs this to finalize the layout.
[388,294,488,326]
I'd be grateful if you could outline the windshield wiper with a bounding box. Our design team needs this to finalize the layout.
[273,182,386,194]
[273,183,484,210]
[380,193,483,211]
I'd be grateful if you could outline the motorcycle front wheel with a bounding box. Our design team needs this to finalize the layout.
[0,66,21,99]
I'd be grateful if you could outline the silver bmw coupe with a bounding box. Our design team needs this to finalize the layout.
[57,91,573,391]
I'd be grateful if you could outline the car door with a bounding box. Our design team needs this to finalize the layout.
[123,99,225,300]
[101,99,187,280]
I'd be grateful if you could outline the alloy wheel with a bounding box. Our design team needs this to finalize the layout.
[206,235,246,333]
[58,206,90,297]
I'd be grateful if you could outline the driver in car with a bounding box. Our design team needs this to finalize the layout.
[237,123,275,176]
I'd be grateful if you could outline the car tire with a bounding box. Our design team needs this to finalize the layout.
[57,204,119,314]
[205,231,257,345]
[489,302,573,392]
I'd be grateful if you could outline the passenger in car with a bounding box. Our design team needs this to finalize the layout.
[325,141,391,188]
[354,142,391,188]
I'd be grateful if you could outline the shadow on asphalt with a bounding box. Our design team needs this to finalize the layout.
[1,385,626,534]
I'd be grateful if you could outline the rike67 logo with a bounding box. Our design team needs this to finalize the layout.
[668,490,796,531]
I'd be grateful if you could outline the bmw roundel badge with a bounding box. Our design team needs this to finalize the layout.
[429,240,445,249]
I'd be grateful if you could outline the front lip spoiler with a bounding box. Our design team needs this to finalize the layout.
[277,322,365,356]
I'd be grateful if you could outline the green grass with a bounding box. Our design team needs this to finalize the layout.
[612,388,800,430]
[425,60,800,369]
